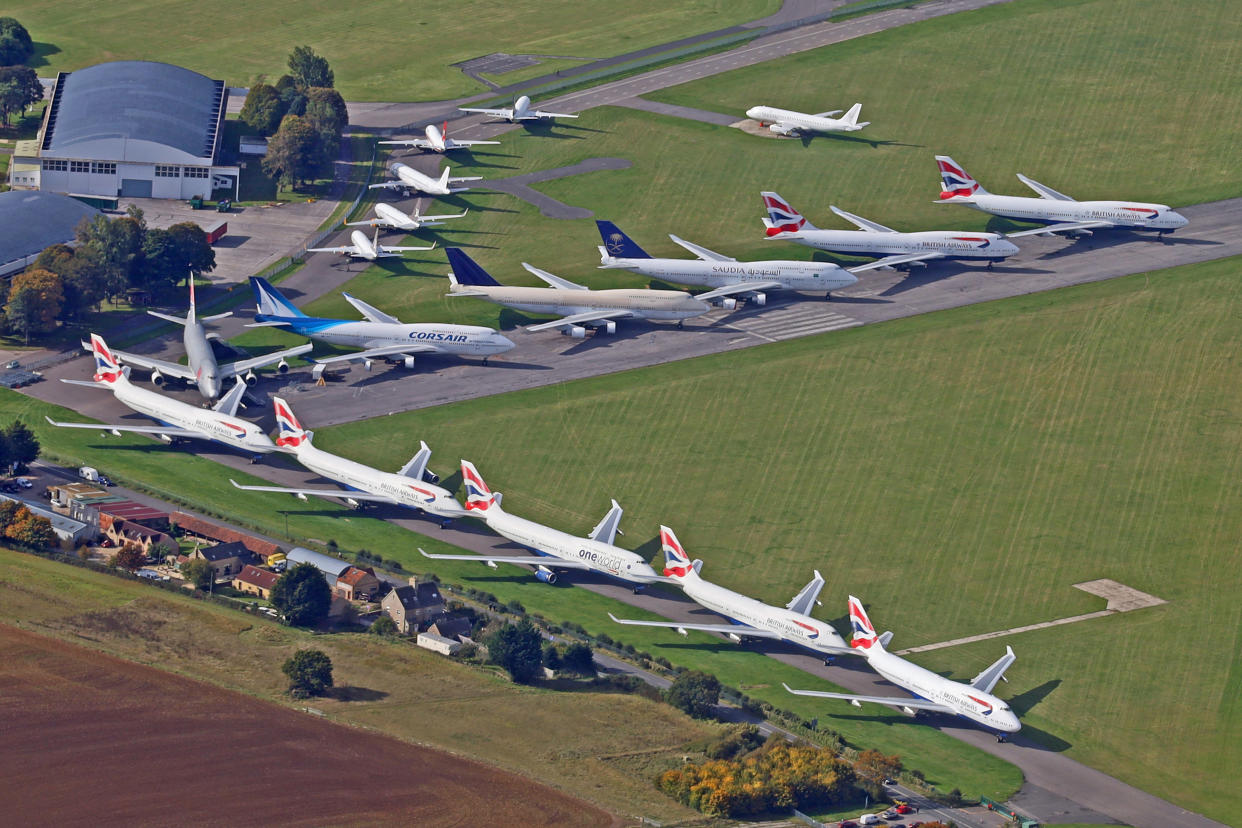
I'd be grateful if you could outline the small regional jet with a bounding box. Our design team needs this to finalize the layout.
[596,220,866,304]
[445,247,709,339]
[46,334,276,456]
[761,192,1019,267]
[460,95,578,123]
[247,277,514,375]
[934,155,1189,237]
[103,280,310,401]
[345,203,468,233]
[419,460,663,589]
[609,525,851,659]
[305,227,436,261]
[229,398,466,525]
[379,122,500,153]
[368,162,481,196]
[784,596,1021,740]
[745,102,868,136]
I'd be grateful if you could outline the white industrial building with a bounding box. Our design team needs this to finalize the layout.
[9,60,239,200]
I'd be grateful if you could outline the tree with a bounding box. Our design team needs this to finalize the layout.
[287,45,334,89]
[560,641,596,676]
[113,544,146,571]
[3,507,55,549]
[370,615,398,636]
[304,86,348,164]
[0,66,41,125]
[282,648,333,698]
[5,269,63,344]
[854,749,903,799]
[665,670,721,719]
[32,243,101,317]
[239,82,284,135]
[167,223,216,283]
[4,419,39,472]
[262,114,320,189]
[541,642,561,671]
[181,557,215,591]
[485,618,544,684]
[75,213,145,302]
[270,562,332,626]
[0,18,33,66]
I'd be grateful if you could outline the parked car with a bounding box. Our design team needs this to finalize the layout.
[896,804,916,815]
[882,810,899,819]
[98,476,113,487]
[858,816,883,826]
[137,569,162,580]
[15,478,32,489]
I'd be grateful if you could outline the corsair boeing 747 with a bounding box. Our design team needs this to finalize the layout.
[420,461,663,588]
[746,103,868,135]
[934,155,1188,237]
[785,596,1021,740]
[609,526,850,658]
[229,398,466,525]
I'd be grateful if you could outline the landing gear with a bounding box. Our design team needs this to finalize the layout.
[482,357,490,366]
[986,261,994,270]
[996,733,1007,743]
[676,320,684,329]
[824,292,833,301]
[439,519,451,530]
[249,454,262,464]
[632,585,644,594]
[823,656,835,666]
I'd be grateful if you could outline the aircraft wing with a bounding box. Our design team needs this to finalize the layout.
[367,181,405,191]
[667,234,736,262]
[306,244,359,254]
[228,479,400,503]
[212,377,249,416]
[310,343,439,365]
[221,343,313,379]
[447,138,500,149]
[419,548,598,569]
[608,613,785,638]
[526,309,634,333]
[378,138,434,149]
[377,242,438,255]
[1005,220,1113,238]
[44,416,199,440]
[342,292,401,324]
[106,348,197,381]
[695,281,784,302]
[847,252,944,272]
[459,106,515,119]
[521,262,587,290]
[829,206,896,233]
[813,109,843,118]
[970,646,1016,694]
[1016,173,1075,201]
[782,683,954,712]
[786,570,825,616]
[531,109,578,119]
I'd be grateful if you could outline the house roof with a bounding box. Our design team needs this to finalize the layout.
[114,521,171,541]
[389,582,444,610]
[337,566,377,588]
[196,541,249,562]
[172,512,280,557]
[233,565,279,591]
[97,501,168,523]
[429,613,473,640]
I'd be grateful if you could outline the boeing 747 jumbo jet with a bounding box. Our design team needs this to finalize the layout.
[460,95,578,122]
[761,192,1019,267]
[609,526,850,659]
[596,221,870,304]
[369,162,481,196]
[346,203,468,233]
[46,334,276,456]
[445,248,709,338]
[306,228,436,261]
[229,398,466,525]
[379,123,499,153]
[419,461,663,589]
[248,277,514,373]
[106,281,310,400]
[934,155,1189,237]
[745,103,868,135]
[784,596,1021,740]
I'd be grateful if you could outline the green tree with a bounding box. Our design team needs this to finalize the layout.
[287,45,334,89]
[239,82,284,135]
[181,557,215,591]
[113,544,146,571]
[304,86,347,164]
[665,670,721,719]
[4,419,39,472]
[541,641,561,671]
[370,615,398,636]
[560,641,596,676]
[485,618,544,684]
[262,114,319,189]
[0,66,41,125]
[167,223,215,283]
[270,562,331,626]
[75,213,145,301]
[282,648,333,698]
[0,18,33,66]
[32,243,102,317]
[5,268,63,344]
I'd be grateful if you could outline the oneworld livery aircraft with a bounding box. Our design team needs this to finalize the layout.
[761,192,1019,267]
[934,155,1189,237]
[230,398,467,525]
[609,525,850,659]
[420,461,664,589]
[784,596,1021,740]
[248,277,514,373]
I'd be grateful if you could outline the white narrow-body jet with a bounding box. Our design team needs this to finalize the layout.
[248,277,514,373]
[368,162,481,196]
[746,103,868,135]
[459,95,578,123]
[46,334,277,455]
[445,247,708,339]
[346,203,468,233]
[420,461,663,589]
[610,526,850,659]
[306,228,436,261]
[229,398,466,525]
[105,280,310,400]
[379,123,500,153]
[785,596,1021,740]
[595,220,861,305]
[934,155,1189,237]
[760,192,1019,267]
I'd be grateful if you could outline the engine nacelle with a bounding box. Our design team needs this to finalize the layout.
[769,123,796,136]
[150,369,165,386]
[535,565,558,584]
[363,359,374,372]
[600,321,617,335]
[565,325,586,339]
[345,497,362,510]
[422,470,440,484]
[403,356,417,369]
[158,433,173,444]
[243,371,258,386]
[717,297,737,310]
[727,632,744,643]
[752,292,767,306]
[276,359,290,374]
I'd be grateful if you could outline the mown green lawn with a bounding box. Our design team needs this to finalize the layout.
[7,0,776,101]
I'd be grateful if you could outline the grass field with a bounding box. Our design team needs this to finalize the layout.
[5,0,776,101]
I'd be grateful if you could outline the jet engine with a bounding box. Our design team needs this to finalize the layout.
[150,369,165,386]
[752,292,767,306]
[276,359,290,374]
[717,298,737,310]
[599,321,617,335]
[565,325,587,339]
[403,356,417,369]
[535,565,558,584]
[769,123,797,136]
[158,433,174,444]
[363,359,374,372]
[727,632,744,643]
[243,370,258,386]
[345,497,362,510]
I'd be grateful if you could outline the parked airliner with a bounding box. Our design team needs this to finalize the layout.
[346,203,467,233]
[746,103,868,135]
[306,228,435,261]
[460,95,578,122]
[379,123,499,153]
[369,162,481,196]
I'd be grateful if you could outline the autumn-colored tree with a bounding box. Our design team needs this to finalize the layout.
[854,748,902,798]
[3,507,56,549]
[113,543,146,571]
[5,269,63,343]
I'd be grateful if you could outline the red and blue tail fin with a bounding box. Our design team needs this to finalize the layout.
[461,460,496,511]
[761,191,813,236]
[660,525,699,579]
[89,333,123,384]
[935,155,985,199]
[847,595,882,651]
[272,397,310,448]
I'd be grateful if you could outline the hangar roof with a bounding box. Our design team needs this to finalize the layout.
[42,61,226,164]
[0,190,99,270]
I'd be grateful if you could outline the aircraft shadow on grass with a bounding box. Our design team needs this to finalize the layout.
[799,132,921,150]
[1007,678,1061,717]
[519,121,608,140]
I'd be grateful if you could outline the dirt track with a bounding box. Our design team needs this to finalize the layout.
[0,624,618,827]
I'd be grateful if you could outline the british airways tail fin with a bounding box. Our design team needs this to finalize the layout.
[250,277,308,319]
[761,191,815,236]
[88,333,125,384]
[660,525,701,580]
[596,221,651,259]
[460,459,498,512]
[445,248,502,287]
[935,155,987,199]
[847,595,884,652]
[272,396,312,448]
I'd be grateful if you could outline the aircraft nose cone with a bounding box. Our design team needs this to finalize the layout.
[745,107,760,119]
[1171,211,1189,227]
[1002,240,1021,255]
[494,334,516,352]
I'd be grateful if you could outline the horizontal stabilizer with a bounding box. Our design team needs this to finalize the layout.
[147,310,189,326]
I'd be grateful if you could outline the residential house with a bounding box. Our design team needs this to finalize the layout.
[428,612,474,643]
[380,577,445,634]
[186,541,250,580]
[171,511,281,559]
[335,566,381,602]
[232,565,280,599]
[105,519,175,558]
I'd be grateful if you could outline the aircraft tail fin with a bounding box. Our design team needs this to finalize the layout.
[273,396,312,448]
[660,525,700,580]
[461,459,498,512]
[761,191,815,236]
[445,248,502,287]
[847,595,884,652]
[936,155,986,199]
[843,103,865,127]
[88,333,124,384]
[250,277,308,320]
[595,221,650,259]
[439,167,451,190]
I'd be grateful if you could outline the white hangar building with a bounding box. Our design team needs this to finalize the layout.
[9,61,239,200]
